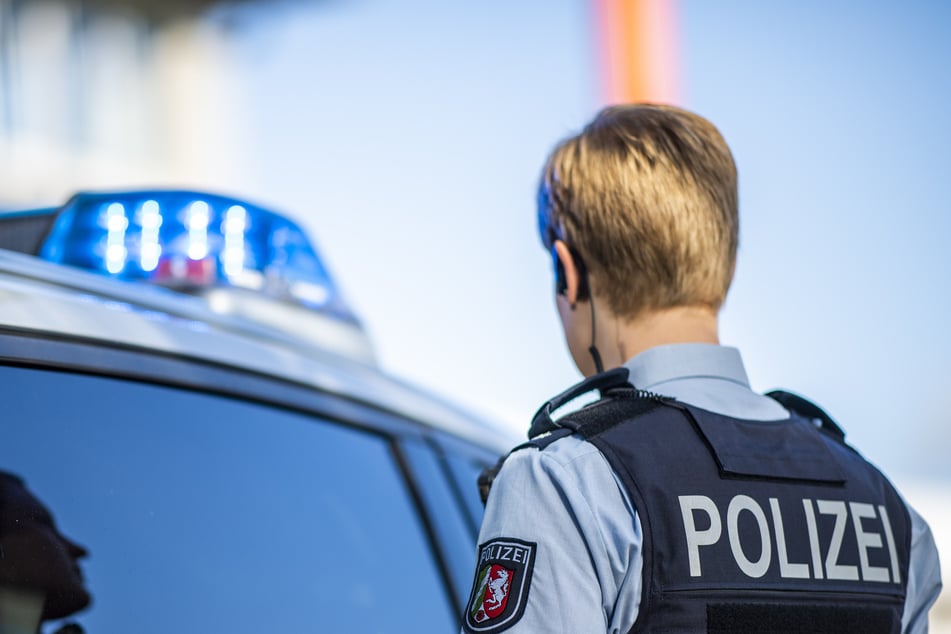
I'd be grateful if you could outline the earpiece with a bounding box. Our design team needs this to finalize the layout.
[552,244,589,301]
[553,248,568,296]
[552,242,603,374]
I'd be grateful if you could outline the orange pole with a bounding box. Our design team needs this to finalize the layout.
[592,0,680,105]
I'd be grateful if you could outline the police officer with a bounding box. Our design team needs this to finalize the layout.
[463,105,941,633]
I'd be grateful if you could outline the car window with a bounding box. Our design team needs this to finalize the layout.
[399,439,478,610]
[0,365,457,633]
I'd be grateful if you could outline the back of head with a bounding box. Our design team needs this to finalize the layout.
[538,104,739,319]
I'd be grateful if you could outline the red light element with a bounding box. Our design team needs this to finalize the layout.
[154,256,218,287]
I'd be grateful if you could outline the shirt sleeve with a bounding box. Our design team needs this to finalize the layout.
[902,501,942,634]
[461,435,643,634]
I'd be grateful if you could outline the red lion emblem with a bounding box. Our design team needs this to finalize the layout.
[469,564,512,623]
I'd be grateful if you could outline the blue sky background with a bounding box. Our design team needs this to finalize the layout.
[223,0,950,484]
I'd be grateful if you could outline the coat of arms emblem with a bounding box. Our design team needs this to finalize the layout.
[463,538,536,633]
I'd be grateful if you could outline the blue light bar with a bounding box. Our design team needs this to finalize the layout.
[39,190,357,323]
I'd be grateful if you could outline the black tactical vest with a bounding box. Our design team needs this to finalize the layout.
[517,368,912,634]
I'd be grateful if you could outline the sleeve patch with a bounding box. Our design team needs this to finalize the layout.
[462,538,537,633]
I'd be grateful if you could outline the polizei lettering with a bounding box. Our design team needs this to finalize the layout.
[678,495,902,583]
[478,541,531,566]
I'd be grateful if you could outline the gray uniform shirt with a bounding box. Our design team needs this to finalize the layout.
[468,344,942,633]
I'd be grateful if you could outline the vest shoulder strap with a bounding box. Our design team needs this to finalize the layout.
[766,389,847,442]
[526,367,630,437]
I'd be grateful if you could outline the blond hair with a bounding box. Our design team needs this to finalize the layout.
[538,104,739,318]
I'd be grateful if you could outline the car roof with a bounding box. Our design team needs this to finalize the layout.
[0,247,517,454]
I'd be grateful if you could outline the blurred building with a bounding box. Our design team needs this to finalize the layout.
[0,0,254,206]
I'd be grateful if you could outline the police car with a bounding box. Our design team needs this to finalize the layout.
[0,190,514,633]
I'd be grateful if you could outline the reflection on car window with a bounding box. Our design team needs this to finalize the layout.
[0,471,91,634]
[0,366,457,633]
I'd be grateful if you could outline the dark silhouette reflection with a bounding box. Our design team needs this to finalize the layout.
[0,471,91,634]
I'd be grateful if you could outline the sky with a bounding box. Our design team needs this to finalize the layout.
[678,1,951,482]
[222,0,951,486]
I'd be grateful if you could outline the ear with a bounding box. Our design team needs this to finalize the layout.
[553,240,585,305]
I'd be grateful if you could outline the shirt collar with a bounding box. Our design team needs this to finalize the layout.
[624,343,751,391]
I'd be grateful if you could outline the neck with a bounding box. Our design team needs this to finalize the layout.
[0,586,45,634]
[594,304,720,371]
